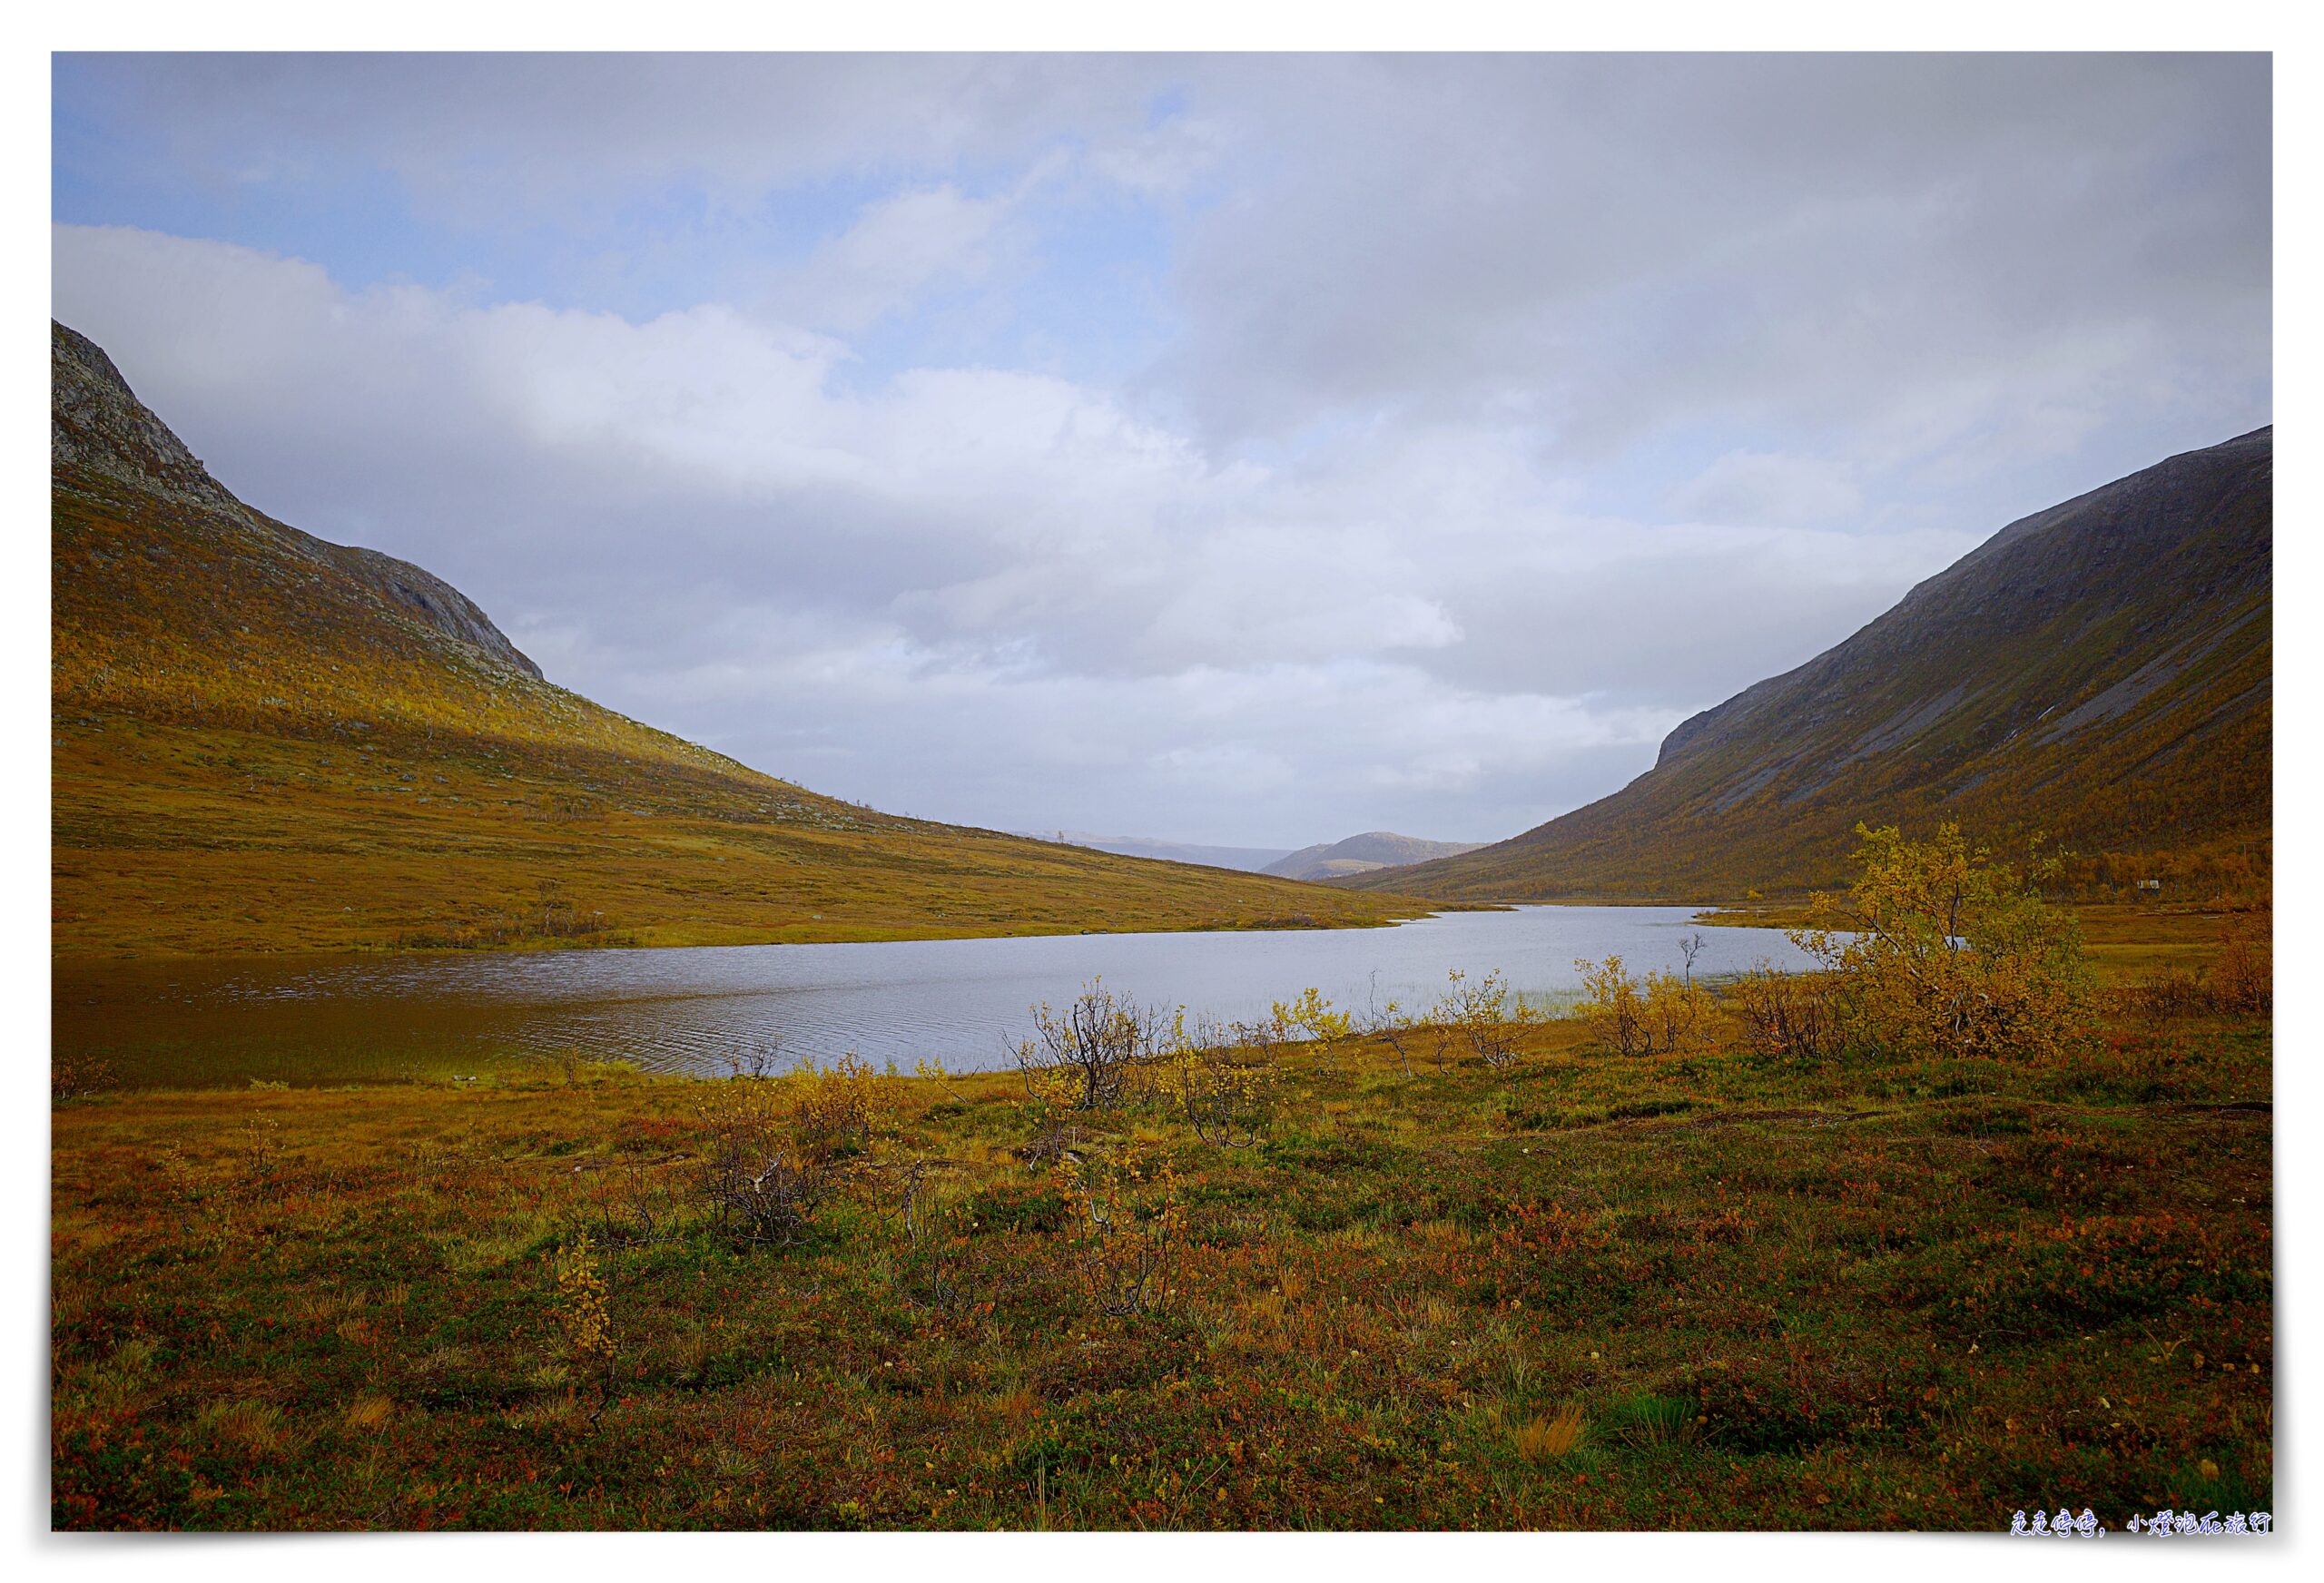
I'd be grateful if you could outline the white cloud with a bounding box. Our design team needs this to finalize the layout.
[774,183,1022,332]
[55,221,1720,841]
[1669,451,1863,528]
[48,54,2269,846]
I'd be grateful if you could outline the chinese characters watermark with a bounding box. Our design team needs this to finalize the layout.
[2009,1508,2271,1537]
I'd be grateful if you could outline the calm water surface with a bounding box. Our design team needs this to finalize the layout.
[55,906,1817,1077]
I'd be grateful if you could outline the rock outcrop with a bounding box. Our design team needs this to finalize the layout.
[52,320,544,680]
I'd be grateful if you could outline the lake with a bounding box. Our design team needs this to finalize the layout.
[53,905,1819,1080]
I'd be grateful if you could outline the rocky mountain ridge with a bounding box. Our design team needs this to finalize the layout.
[53,320,544,680]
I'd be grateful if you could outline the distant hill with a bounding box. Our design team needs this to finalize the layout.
[50,320,1425,956]
[1265,831,1487,881]
[1027,832,1295,874]
[1348,428,2271,903]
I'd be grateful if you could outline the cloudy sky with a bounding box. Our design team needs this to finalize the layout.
[50,54,2271,847]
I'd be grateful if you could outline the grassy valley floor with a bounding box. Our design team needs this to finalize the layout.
[52,984,2270,1530]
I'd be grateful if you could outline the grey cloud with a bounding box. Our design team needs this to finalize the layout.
[51,54,2270,849]
[1158,54,2269,467]
[1668,452,1862,528]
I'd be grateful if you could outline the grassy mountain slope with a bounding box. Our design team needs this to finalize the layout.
[51,321,1424,957]
[1352,428,2271,903]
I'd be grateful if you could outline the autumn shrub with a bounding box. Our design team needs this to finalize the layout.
[2124,965,2215,1021]
[1358,991,1423,1076]
[1270,987,1353,1068]
[1434,968,1531,1067]
[1728,959,1843,1062]
[1794,821,2092,1062]
[1015,1066,1089,1166]
[51,1047,116,1102]
[1016,978,1162,1111]
[1643,968,1716,1054]
[551,1232,617,1424]
[692,1065,866,1248]
[1576,958,1715,1055]
[2122,917,2270,1024]
[572,1153,679,1248]
[1162,1011,1282,1147]
[237,1116,286,1196]
[693,1077,792,1239]
[1058,1136,1185,1318]
[787,1051,898,1157]
[2214,916,2272,1017]
[1575,956,1650,1055]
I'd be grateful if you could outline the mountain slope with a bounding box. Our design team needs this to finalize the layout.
[51,321,1425,956]
[1350,428,2271,902]
[1264,832,1486,881]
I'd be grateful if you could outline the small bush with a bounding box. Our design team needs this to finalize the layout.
[2125,965,2214,1020]
[1576,956,1650,1056]
[1794,822,2092,1062]
[1728,960,1843,1062]
[694,1079,832,1249]
[1434,968,1531,1067]
[1163,1011,1282,1147]
[551,1233,617,1425]
[52,1048,116,1102]
[2213,917,2272,1016]
[1643,969,1716,1054]
[1058,1137,1184,1319]
[1577,958,1717,1056]
[688,1053,899,1249]
[1016,979,1161,1112]
[1270,987,1353,1067]
[2123,918,2270,1022]
[789,1052,897,1155]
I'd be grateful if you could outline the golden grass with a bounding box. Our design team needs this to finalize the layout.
[344,1395,395,1432]
[1513,1404,1589,1463]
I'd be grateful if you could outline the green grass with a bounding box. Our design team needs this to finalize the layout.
[51,997,2270,1530]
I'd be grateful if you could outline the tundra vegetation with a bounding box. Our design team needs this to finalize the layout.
[50,831,2270,1531]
